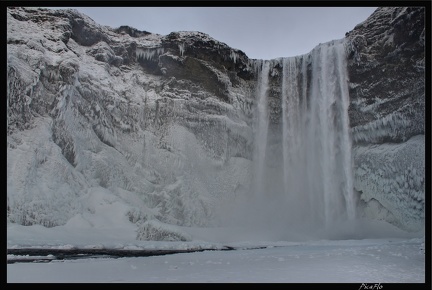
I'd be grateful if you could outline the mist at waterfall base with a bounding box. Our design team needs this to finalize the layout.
[214,39,411,243]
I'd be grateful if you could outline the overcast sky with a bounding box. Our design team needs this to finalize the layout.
[51,6,377,60]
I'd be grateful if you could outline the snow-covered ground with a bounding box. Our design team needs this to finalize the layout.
[7,214,426,283]
[6,238,426,283]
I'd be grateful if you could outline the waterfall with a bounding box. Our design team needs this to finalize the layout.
[252,60,270,201]
[281,57,305,213]
[238,39,356,239]
[280,39,356,230]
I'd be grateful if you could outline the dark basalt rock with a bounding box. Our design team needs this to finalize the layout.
[69,14,109,47]
[158,54,231,102]
[345,7,425,144]
[114,25,152,38]
[161,31,254,81]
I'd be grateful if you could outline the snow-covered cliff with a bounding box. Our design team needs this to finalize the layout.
[345,7,425,232]
[7,6,425,240]
[7,7,257,240]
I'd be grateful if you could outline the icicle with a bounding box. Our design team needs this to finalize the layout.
[136,47,165,61]
[230,50,238,64]
[178,43,186,57]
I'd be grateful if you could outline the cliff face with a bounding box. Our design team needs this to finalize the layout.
[7,6,425,238]
[346,7,425,143]
[345,7,425,231]
[7,7,256,234]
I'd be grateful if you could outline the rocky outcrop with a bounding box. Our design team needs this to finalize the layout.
[346,7,425,144]
[345,7,425,232]
[7,6,425,238]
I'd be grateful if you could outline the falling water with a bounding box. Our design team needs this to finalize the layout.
[234,40,356,239]
[281,39,356,230]
[280,55,306,231]
[252,60,270,202]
